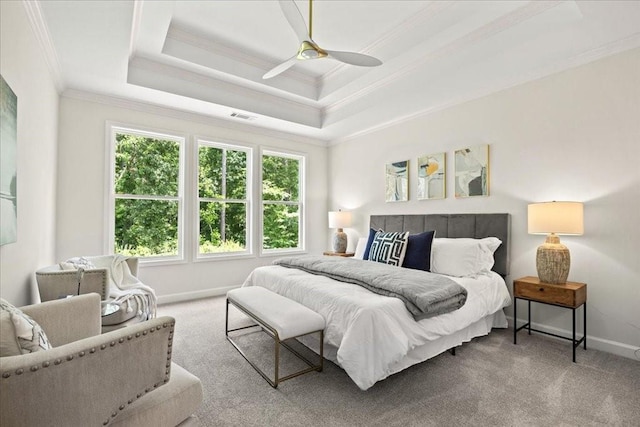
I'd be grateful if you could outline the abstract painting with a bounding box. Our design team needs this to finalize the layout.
[1,75,17,245]
[417,152,445,200]
[455,144,489,198]
[385,160,408,202]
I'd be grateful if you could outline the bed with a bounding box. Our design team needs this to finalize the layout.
[242,213,511,390]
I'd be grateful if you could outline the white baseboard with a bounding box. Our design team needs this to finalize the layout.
[157,285,239,305]
[508,316,640,361]
[155,294,639,362]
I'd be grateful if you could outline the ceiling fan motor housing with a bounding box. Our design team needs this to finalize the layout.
[297,40,327,60]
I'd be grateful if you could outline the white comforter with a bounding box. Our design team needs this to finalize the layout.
[243,265,511,390]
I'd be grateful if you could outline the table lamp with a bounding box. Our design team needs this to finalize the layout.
[328,210,352,253]
[528,201,584,284]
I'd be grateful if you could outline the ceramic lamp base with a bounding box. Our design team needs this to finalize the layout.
[332,229,347,253]
[536,233,570,284]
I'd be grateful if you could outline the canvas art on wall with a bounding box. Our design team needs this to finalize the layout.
[385,160,408,202]
[417,152,445,200]
[1,75,18,245]
[455,144,489,198]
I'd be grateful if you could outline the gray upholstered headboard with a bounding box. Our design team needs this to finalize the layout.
[370,213,510,277]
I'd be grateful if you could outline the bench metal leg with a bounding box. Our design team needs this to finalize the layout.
[225,298,324,388]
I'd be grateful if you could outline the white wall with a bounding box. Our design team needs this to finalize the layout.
[0,2,59,306]
[328,48,640,359]
[56,96,328,302]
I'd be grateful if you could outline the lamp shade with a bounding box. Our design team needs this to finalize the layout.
[528,202,584,235]
[328,211,352,229]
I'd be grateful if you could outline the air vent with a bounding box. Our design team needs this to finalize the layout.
[230,112,257,120]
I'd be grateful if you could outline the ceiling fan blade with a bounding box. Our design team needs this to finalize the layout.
[279,0,310,43]
[263,56,298,79]
[325,50,383,67]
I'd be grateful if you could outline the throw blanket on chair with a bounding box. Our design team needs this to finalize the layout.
[62,255,157,321]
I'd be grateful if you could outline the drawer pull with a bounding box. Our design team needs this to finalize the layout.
[539,287,544,292]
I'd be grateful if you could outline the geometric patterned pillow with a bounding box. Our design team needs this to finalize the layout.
[368,231,410,267]
[0,298,52,357]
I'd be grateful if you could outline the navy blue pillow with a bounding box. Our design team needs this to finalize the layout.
[363,228,379,260]
[402,230,436,271]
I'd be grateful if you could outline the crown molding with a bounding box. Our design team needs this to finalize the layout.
[323,1,560,120]
[321,1,455,82]
[22,0,64,93]
[129,0,144,60]
[165,23,318,88]
[61,88,329,147]
[330,36,640,146]
[129,55,319,115]
[323,0,562,118]
[166,25,268,70]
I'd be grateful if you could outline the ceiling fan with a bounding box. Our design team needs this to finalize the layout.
[263,0,383,79]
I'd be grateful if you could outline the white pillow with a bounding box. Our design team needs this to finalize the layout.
[353,237,368,259]
[431,237,502,277]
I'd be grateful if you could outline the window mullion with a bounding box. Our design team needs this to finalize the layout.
[221,149,227,242]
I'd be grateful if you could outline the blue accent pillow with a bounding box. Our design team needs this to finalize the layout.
[402,230,436,271]
[363,228,379,260]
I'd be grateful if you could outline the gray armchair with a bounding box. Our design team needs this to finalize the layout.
[36,257,151,332]
[0,294,202,426]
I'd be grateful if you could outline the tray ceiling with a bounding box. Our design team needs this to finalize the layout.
[37,0,640,143]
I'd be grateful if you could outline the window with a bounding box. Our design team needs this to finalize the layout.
[107,124,306,263]
[261,150,304,252]
[198,141,251,256]
[108,126,184,260]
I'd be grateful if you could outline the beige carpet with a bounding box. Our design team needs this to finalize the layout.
[159,296,640,426]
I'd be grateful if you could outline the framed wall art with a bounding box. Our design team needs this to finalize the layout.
[417,152,445,200]
[385,160,408,202]
[1,75,17,245]
[454,144,489,198]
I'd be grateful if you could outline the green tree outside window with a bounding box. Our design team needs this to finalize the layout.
[114,133,181,257]
[198,144,249,254]
[262,153,302,250]
[111,127,304,260]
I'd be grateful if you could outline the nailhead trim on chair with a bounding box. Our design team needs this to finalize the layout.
[1,322,175,426]
[36,269,109,300]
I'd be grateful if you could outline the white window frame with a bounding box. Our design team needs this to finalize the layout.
[105,123,186,264]
[195,139,253,260]
[260,148,306,255]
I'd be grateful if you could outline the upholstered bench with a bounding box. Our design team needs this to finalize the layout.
[225,286,325,388]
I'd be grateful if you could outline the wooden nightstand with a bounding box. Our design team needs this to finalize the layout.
[323,251,354,257]
[513,276,587,362]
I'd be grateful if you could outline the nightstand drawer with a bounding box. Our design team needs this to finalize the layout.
[514,277,586,308]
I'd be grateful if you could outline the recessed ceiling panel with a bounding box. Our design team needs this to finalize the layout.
[36,0,640,142]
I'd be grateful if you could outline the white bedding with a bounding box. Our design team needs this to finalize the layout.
[242,265,511,390]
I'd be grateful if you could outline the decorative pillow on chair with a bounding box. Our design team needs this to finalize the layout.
[0,299,52,357]
[368,231,410,266]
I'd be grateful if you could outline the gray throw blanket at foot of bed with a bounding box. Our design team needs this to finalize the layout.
[274,255,467,320]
